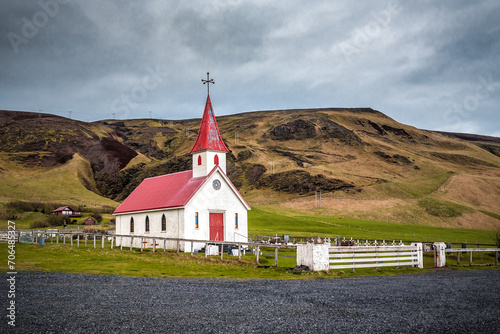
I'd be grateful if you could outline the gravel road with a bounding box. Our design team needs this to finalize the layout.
[2,270,500,333]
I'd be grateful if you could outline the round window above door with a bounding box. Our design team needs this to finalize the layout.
[212,179,221,190]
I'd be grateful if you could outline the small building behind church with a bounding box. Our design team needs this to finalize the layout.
[113,95,250,252]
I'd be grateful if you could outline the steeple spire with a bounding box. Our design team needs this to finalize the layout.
[190,95,228,153]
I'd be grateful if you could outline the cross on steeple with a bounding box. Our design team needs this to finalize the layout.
[202,72,215,96]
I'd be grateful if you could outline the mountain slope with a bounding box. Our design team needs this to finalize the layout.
[1,108,499,229]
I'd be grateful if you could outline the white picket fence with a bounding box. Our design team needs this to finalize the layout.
[297,243,423,271]
[329,245,422,270]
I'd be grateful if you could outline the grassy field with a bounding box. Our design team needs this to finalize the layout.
[1,242,432,279]
[249,207,498,245]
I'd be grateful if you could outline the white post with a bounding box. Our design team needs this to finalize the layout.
[296,244,329,271]
[412,243,424,269]
[433,242,446,267]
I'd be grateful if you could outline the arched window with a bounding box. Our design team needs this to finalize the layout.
[214,154,219,165]
[145,216,150,232]
[161,214,166,232]
[198,155,202,166]
[130,217,134,233]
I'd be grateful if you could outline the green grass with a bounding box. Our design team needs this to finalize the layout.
[480,210,500,220]
[249,207,497,245]
[0,243,428,279]
[418,198,474,218]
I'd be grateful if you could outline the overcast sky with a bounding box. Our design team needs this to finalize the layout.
[1,0,499,136]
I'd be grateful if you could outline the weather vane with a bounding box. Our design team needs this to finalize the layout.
[202,72,214,95]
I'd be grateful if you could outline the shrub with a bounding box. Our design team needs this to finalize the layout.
[493,230,500,248]
[91,212,103,223]
[30,221,50,229]
[47,215,67,227]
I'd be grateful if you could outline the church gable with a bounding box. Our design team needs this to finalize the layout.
[186,167,250,211]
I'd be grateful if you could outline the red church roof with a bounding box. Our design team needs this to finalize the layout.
[113,170,205,214]
[189,95,229,153]
[113,167,250,215]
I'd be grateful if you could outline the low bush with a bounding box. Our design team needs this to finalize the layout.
[30,221,50,229]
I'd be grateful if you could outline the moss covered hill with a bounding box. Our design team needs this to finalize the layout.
[1,108,500,230]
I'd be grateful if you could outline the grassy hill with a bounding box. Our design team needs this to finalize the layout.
[1,108,499,232]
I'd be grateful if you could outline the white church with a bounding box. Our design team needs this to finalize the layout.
[113,93,251,252]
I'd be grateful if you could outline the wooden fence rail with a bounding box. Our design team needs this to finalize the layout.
[446,248,500,266]
[329,245,421,272]
[3,230,296,266]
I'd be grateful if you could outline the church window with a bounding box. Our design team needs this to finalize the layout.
[195,212,199,229]
[235,213,239,229]
[130,217,134,233]
[214,154,219,165]
[161,214,166,232]
[198,155,202,166]
[145,216,150,232]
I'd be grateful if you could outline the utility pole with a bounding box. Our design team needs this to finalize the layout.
[112,113,116,120]
[315,190,322,208]
[68,110,72,119]
[235,131,239,145]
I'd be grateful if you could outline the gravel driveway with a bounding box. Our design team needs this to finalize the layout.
[2,270,500,333]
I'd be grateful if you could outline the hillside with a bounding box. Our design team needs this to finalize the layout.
[1,108,499,230]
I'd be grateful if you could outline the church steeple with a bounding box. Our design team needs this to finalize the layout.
[191,73,228,178]
[189,95,228,154]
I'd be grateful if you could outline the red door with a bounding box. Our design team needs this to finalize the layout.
[209,213,224,241]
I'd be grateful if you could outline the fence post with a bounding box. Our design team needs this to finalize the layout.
[71,235,73,247]
[469,251,473,265]
[275,247,279,267]
[495,251,498,266]
[94,235,96,249]
[111,236,114,249]
[221,243,224,260]
[256,246,260,264]
[77,235,80,248]
[238,243,242,260]
[411,243,423,269]
[457,251,460,265]
[433,242,446,267]
[63,234,66,245]
[141,238,144,252]
[296,244,329,271]
[85,234,87,248]
[130,237,134,251]
[153,239,156,253]
[102,235,105,249]
[57,233,59,245]
[191,241,194,256]
[163,239,166,252]
[120,236,123,251]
